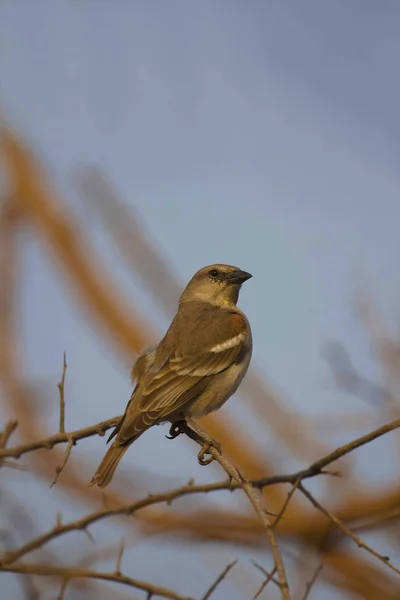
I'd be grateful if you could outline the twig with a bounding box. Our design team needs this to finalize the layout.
[2,563,193,600]
[58,352,67,433]
[0,421,19,470]
[253,566,277,598]
[115,539,125,575]
[201,560,237,600]
[50,437,73,487]
[57,577,69,600]
[0,420,18,449]
[272,476,302,531]
[0,460,29,471]
[252,562,279,598]
[251,561,280,586]
[299,483,400,577]
[0,415,120,460]
[250,415,400,490]
[301,564,323,600]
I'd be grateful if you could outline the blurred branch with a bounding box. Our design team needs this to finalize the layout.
[323,549,399,600]
[0,420,18,451]
[1,130,151,358]
[76,168,180,316]
[57,353,67,433]
[321,340,389,407]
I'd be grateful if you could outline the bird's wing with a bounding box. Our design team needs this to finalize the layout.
[116,309,248,444]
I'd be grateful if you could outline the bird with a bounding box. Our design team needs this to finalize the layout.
[89,263,253,488]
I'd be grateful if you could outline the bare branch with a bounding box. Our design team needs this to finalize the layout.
[3,416,400,569]
[301,564,323,600]
[201,560,237,600]
[298,417,400,476]
[272,476,302,531]
[2,563,193,600]
[50,437,73,487]
[252,562,278,598]
[0,420,18,449]
[2,412,399,493]
[0,415,120,460]
[171,420,290,600]
[299,483,400,577]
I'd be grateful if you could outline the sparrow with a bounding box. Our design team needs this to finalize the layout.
[90,264,253,488]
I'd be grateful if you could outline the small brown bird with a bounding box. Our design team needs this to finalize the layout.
[90,264,253,488]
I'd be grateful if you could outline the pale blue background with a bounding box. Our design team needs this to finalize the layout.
[1,1,400,599]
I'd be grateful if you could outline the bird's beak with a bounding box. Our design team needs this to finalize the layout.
[228,269,253,284]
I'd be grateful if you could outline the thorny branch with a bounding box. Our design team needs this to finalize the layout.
[200,560,237,600]
[2,412,400,484]
[272,475,302,531]
[2,416,400,570]
[1,563,194,600]
[299,483,400,577]
[50,437,73,487]
[168,419,290,600]
[301,564,323,600]
[1,414,400,596]
[0,415,120,460]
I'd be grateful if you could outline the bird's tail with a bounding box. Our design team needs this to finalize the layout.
[89,443,129,488]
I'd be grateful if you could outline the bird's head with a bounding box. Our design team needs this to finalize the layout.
[180,264,252,306]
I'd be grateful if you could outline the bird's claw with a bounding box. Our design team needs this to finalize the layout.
[197,440,222,466]
[165,421,185,440]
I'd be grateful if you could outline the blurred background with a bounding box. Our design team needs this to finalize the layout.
[1,1,400,599]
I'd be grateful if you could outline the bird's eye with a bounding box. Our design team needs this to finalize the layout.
[209,269,219,278]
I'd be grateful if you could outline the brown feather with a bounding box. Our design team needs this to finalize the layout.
[89,443,130,488]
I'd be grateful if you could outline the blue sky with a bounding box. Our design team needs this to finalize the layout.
[1,2,400,599]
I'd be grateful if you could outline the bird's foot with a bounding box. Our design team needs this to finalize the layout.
[166,420,186,440]
[166,418,222,467]
[197,437,222,466]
